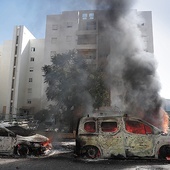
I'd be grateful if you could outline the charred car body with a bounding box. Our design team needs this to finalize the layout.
[76,114,170,160]
[0,125,52,156]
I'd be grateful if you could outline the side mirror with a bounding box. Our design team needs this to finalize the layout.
[161,131,168,136]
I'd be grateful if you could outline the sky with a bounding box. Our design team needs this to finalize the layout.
[0,0,170,99]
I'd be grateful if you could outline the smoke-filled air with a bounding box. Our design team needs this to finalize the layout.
[93,0,169,132]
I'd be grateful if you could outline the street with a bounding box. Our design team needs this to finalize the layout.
[0,150,170,170]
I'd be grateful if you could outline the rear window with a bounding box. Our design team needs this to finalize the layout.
[101,122,118,132]
[84,122,96,133]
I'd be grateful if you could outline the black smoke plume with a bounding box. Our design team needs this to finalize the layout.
[94,0,168,131]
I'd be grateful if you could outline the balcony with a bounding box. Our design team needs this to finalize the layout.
[76,30,97,35]
[76,44,97,50]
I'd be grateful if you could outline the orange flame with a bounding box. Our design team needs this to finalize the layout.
[159,108,169,133]
[151,108,169,133]
[137,108,169,133]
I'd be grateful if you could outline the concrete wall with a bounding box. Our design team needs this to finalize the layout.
[23,39,45,114]
[6,26,36,118]
[0,41,12,117]
[139,11,154,53]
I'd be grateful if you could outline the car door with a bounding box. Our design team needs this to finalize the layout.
[0,127,15,153]
[98,118,126,158]
[124,119,154,157]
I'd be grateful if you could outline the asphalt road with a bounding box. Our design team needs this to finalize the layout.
[0,151,170,170]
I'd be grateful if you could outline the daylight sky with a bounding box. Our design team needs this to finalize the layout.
[0,0,170,99]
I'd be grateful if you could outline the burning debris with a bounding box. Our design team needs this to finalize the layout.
[93,0,169,132]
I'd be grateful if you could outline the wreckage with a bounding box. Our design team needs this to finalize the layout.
[0,125,52,157]
[76,114,170,160]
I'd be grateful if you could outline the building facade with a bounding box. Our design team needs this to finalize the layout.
[0,26,45,119]
[0,10,154,120]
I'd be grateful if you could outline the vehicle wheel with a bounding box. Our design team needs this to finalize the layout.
[84,146,100,159]
[16,144,30,157]
[159,146,170,160]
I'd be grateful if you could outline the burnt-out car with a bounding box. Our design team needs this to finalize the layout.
[76,114,170,160]
[0,125,52,157]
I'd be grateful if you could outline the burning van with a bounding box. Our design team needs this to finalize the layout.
[76,114,170,160]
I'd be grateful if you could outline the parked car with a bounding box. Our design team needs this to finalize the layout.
[76,114,170,160]
[0,125,52,156]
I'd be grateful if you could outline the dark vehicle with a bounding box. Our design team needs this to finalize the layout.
[0,125,52,156]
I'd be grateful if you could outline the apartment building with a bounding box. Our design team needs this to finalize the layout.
[0,26,44,119]
[44,10,154,110]
[0,10,153,120]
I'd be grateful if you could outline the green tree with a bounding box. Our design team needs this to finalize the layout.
[42,50,110,125]
[87,67,110,109]
[42,50,90,118]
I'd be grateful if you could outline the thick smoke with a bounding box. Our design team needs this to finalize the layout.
[94,0,169,131]
[94,0,134,16]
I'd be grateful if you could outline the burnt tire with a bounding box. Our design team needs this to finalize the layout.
[159,146,170,160]
[83,146,100,159]
[16,144,30,157]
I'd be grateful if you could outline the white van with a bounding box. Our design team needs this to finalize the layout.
[76,114,170,160]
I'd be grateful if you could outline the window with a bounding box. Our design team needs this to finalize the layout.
[15,46,18,55]
[87,21,96,30]
[14,57,17,66]
[51,38,57,44]
[67,22,72,28]
[52,24,58,30]
[77,35,96,44]
[16,36,19,44]
[78,49,96,59]
[29,78,33,82]
[82,13,88,20]
[84,122,96,133]
[89,13,94,19]
[12,79,14,89]
[28,88,32,93]
[31,47,35,52]
[125,120,153,135]
[11,91,14,100]
[29,67,34,72]
[30,57,34,62]
[27,99,31,104]
[13,68,16,77]
[101,122,118,132]
[6,126,35,136]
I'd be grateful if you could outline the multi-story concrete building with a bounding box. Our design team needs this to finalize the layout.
[0,10,154,120]
[0,26,45,119]
[44,10,154,110]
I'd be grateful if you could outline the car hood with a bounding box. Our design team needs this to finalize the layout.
[16,133,48,143]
